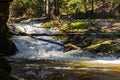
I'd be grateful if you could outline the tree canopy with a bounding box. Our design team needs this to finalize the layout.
[10,0,120,19]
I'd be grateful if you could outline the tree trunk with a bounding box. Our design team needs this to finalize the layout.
[54,0,60,16]
[0,2,10,44]
[91,0,94,18]
[0,0,17,56]
[44,0,60,19]
[43,0,50,17]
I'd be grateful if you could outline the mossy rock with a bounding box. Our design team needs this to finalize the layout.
[95,44,116,54]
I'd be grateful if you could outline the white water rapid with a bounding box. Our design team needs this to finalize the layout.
[9,21,120,64]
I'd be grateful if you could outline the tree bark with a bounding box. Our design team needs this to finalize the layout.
[54,0,60,16]
[0,2,10,44]
[0,0,17,56]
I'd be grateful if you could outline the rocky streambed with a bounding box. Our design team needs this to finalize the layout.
[10,60,120,80]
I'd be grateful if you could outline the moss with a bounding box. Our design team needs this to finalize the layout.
[85,39,119,54]
[95,43,117,54]
[86,40,112,50]
[42,20,97,33]
[71,21,96,29]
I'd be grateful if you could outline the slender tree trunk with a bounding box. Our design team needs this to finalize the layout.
[45,0,60,19]
[46,0,50,16]
[44,0,50,18]
[91,0,94,18]
[54,0,60,16]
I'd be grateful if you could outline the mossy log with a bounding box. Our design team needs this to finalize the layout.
[86,40,112,49]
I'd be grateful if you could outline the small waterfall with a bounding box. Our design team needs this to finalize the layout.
[10,22,66,60]
[9,21,120,63]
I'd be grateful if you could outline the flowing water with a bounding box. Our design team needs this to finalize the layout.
[9,21,120,80]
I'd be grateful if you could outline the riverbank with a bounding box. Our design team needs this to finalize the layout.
[41,19,120,54]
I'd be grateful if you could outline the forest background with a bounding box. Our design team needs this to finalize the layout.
[9,0,120,53]
[10,0,120,19]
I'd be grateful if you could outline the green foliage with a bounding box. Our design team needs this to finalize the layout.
[10,0,44,17]
[71,21,96,29]
[42,20,97,32]
[41,20,70,32]
[65,0,88,14]
[10,0,120,18]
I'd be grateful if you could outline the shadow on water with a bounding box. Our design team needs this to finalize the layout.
[10,59,120,80]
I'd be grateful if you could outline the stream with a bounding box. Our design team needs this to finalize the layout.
[8,21,120,80]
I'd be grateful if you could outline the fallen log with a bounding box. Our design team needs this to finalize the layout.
[30,36,81,50]
[8,28,117,50]
[8,25,116,38]
[86,40,112,49]
[8,27,82,50]
[9,31,116,38]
